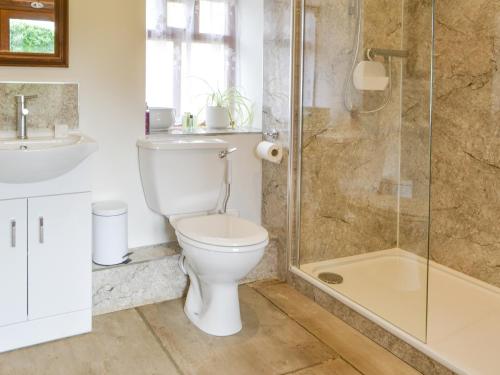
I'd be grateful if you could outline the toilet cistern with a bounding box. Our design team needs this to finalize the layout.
[15,94,38,140]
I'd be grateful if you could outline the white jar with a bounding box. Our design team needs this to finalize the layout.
[92,201,128,266]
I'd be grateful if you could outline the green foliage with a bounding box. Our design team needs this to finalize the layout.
[10,23,55,54]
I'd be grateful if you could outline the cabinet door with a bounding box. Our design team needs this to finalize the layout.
[28,193,92,320]
[0,199,27,327]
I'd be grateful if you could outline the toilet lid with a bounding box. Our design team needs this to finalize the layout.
[176,214,269,247]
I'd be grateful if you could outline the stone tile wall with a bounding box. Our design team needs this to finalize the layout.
[264,0,500,286]
[298,0,405,264]
[262,0,293,278]
[429,0,500,287]
[0,82,79,131]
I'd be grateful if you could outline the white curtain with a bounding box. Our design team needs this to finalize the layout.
[146,0,237,120]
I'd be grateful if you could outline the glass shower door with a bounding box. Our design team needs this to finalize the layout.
[296,0,433,342]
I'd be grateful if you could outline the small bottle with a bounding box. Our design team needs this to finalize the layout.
[182,112,190,129]
[188,114,194,130]
[145,103,150,135]
[183,112,195,131]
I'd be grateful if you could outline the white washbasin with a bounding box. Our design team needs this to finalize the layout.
[0,134,98,184]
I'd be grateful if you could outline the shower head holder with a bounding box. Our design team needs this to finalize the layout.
[366,48,409,61]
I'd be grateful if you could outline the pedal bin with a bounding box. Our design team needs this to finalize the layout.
[92,201,128,266]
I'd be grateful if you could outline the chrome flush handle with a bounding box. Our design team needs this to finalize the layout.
[218,147,237,159]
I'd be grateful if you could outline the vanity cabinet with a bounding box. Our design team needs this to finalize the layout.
[0,135,95,353]
[0,192,92,348]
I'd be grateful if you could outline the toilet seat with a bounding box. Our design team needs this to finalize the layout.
[175,214,269,252]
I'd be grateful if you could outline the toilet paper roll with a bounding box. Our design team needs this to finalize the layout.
[256,141,283,164]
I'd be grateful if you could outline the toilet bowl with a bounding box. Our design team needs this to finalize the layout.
[175,214,268,336]
[137,135,269,336]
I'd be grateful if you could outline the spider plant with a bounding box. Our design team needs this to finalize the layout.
[201,81,254,128]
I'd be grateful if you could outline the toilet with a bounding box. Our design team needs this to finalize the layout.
[137,135,269,336]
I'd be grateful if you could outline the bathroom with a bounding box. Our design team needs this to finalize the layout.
[0,0,498,374]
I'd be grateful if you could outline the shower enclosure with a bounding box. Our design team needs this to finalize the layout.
[288,1,500,373]
[291,0,433,342]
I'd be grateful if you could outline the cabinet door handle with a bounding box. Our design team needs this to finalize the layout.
[39,217,44,244]
[10,220,16,248]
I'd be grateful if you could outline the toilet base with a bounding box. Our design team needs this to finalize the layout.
[184,271,243,336]
[177,236,267,337]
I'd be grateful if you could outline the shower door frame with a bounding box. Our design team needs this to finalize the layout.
[286,0,436,350]
[286,0,304,270]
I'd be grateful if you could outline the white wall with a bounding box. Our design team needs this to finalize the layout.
[0,0,263,247]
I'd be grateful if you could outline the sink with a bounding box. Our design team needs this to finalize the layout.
[0,134,98,184]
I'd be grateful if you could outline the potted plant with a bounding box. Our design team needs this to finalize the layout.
[204,86,254,129]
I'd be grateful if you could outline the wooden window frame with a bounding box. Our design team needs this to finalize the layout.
[147,0,236,112]
[0,0,68,67]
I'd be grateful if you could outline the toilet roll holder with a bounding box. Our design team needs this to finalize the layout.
[263,129,279,141]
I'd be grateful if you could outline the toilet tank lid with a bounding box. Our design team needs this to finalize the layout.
[137,136,227,150]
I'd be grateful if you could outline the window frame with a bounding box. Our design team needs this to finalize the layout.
[146,0,236,112]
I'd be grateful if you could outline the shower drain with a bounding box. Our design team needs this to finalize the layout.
[318,272,344,285]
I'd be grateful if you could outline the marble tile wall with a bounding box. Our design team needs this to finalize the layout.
[262,0,292,278]
[269,0,500,287]
[429,0,500,287]
[0,82,79,131]
[291,0,500,287]
[262,0,414,267]
[399,0,500,286]
[298,0,404,264]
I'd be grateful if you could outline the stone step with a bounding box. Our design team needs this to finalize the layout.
[92,241,279,315]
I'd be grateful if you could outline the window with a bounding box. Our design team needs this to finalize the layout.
[0,8,55,54]
[9,18,54,53]
[146,0,236,120]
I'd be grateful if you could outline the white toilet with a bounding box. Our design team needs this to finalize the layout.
[137,136,269,336]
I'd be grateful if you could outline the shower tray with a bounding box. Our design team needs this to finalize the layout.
[296,248,500,375]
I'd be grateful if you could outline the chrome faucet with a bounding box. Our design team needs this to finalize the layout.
[15,95,38,139]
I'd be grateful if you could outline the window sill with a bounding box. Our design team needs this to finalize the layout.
[151,126,262,136]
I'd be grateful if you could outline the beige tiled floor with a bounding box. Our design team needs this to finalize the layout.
[0,281,421,375]
[0,309,180,375]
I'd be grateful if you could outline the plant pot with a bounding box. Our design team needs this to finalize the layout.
[206,106,230,129]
